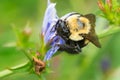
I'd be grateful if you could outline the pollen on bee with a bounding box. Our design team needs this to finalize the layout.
[69,33,84,41]
[84,40,89,44]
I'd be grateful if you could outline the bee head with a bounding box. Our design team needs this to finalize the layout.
[65,13,101,48]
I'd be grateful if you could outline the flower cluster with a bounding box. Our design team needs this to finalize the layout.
[97,0,120,25]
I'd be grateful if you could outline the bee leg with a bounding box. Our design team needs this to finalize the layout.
[57,43,81,54]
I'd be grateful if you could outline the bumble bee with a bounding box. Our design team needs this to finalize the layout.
[55,12,101,54]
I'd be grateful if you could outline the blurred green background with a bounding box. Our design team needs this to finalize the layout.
[0,0,120,80]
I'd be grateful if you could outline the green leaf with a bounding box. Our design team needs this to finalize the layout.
[0,72,40,80]
[0,46,28,71]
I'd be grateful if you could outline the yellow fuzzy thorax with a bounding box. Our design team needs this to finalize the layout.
[66,15,91,41]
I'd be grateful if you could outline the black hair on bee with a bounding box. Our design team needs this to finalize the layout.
[55,12,101,54]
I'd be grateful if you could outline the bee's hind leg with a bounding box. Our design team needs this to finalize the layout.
[57,43,81,54]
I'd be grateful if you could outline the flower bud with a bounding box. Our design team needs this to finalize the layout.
[106,0,112,11]
[97,0,106,12]
[23,27,32,37]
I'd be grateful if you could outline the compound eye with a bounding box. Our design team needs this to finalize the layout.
[77,19,85,29]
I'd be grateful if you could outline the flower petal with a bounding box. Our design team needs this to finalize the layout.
[44,36,65,61]
[50,36,65,46]
[42,0,66,61]
[41,2,58,44]
[44,22,57,44]
[44,45,60,61]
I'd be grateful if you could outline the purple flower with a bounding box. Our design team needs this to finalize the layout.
[101,56,110,72]
[41,0,65,61]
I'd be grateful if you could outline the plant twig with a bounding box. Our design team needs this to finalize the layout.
[21,49,33,62]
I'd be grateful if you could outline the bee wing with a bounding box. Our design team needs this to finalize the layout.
[85,32,101,48]
[84,14,96,26]
[84,14,101,48]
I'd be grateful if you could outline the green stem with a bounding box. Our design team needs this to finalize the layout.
[21,49,33,62]
[98,26,120,39]
[0,61,29,78]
